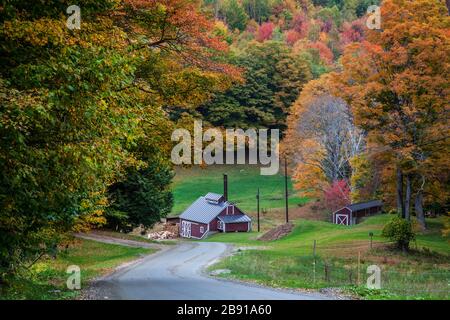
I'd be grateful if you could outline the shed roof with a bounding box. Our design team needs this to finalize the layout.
[180,196,230,224]
[218,214,251,224]
[347,200,383,212]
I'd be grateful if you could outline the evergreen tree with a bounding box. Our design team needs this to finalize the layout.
[106,160,174,232]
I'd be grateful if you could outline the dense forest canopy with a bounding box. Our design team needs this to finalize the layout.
[171,0,381,130]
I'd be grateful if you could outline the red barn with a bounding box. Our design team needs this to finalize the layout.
[179,192,252,239]
[332,200,383,226]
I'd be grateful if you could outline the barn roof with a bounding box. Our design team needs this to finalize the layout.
[205,192,223,202]
[347,200,383,212]
[179,195,230,224]
[218,214,251,224]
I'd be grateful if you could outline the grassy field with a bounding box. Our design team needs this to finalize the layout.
[207,214,450,299]
[0,239,155,300]
[172,164,309,214]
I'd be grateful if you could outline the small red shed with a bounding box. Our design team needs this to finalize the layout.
[179,192,251,239]
[332,200,383,226]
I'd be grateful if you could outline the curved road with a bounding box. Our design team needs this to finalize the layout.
[94,242,331,300]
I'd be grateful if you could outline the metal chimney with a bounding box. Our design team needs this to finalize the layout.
[223,174,228,201]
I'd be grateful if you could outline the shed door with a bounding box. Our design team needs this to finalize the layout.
[336,214,349,226]
[181,220,192,238]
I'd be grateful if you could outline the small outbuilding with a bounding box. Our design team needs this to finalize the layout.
[179,192,252,239]
[332,200,383,226]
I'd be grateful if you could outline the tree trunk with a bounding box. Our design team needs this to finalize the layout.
[415,175,427,230]
[396,167,405,217]
[404,175,411,221]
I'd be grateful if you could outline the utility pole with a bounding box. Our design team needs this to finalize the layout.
[284,156,289,223]
[256,188,260,232]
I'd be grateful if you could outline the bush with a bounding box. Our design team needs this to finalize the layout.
[387,208,398,215]
[382,217,415,252]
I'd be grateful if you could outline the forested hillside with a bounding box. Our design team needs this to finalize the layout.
[170,0,381,130]
[1,0,449,293]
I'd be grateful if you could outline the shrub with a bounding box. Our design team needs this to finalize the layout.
[382,217,415,252]
[387,209,397,215]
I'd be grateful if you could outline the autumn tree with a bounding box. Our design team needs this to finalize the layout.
[337,0,450,229]
[323,179,351,211]
[284,73,364,199]
[0,0,238,279]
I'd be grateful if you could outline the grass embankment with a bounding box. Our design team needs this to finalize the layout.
[208,214,450,299]
[172,164,309,214]
[0,239,155,300]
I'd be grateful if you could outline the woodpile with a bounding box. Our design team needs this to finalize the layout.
[147,230,177,240]
[146,222,180,240]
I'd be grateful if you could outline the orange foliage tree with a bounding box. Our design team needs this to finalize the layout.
[284,73,364,201]
[336,0,450,229]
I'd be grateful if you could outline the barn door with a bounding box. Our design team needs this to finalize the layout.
[186,222,191,237]
[181,221,192,238]
[336,214,349,226]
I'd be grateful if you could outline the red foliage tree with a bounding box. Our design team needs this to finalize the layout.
[323,180,351,211]
[340,19,365,46]
[256,22,275,42]
[308,41,334,64]
[285,30,301,46]
[291,13,309,37]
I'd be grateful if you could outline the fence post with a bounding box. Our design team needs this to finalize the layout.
[348,269,353,285]
[313,240,316,284]
[324,262,330,283]
[357,251,361,286]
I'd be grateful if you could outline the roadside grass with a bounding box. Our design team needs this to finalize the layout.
[207,214,450,299]
[172,164,309,214]
[93,230,177,245]
[0,239,155,300]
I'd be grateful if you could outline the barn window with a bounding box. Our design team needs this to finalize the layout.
[200,226,204,233]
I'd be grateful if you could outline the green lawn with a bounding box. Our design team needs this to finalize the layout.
[207,214,450,299]
[172,164,309,214]
[0,239,155,300]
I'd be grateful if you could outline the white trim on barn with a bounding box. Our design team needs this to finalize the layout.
[180,219,211,239]
[180,220,192,238]
[335,214,349,226]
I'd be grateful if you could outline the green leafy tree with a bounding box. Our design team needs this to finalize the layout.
[382,217,416,252]
[198,41,311,130]
[221,0,249,31]
[106,160,174,232]
[242,0,271,23]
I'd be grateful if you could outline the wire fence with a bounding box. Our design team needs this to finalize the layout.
[230,241,450,299]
